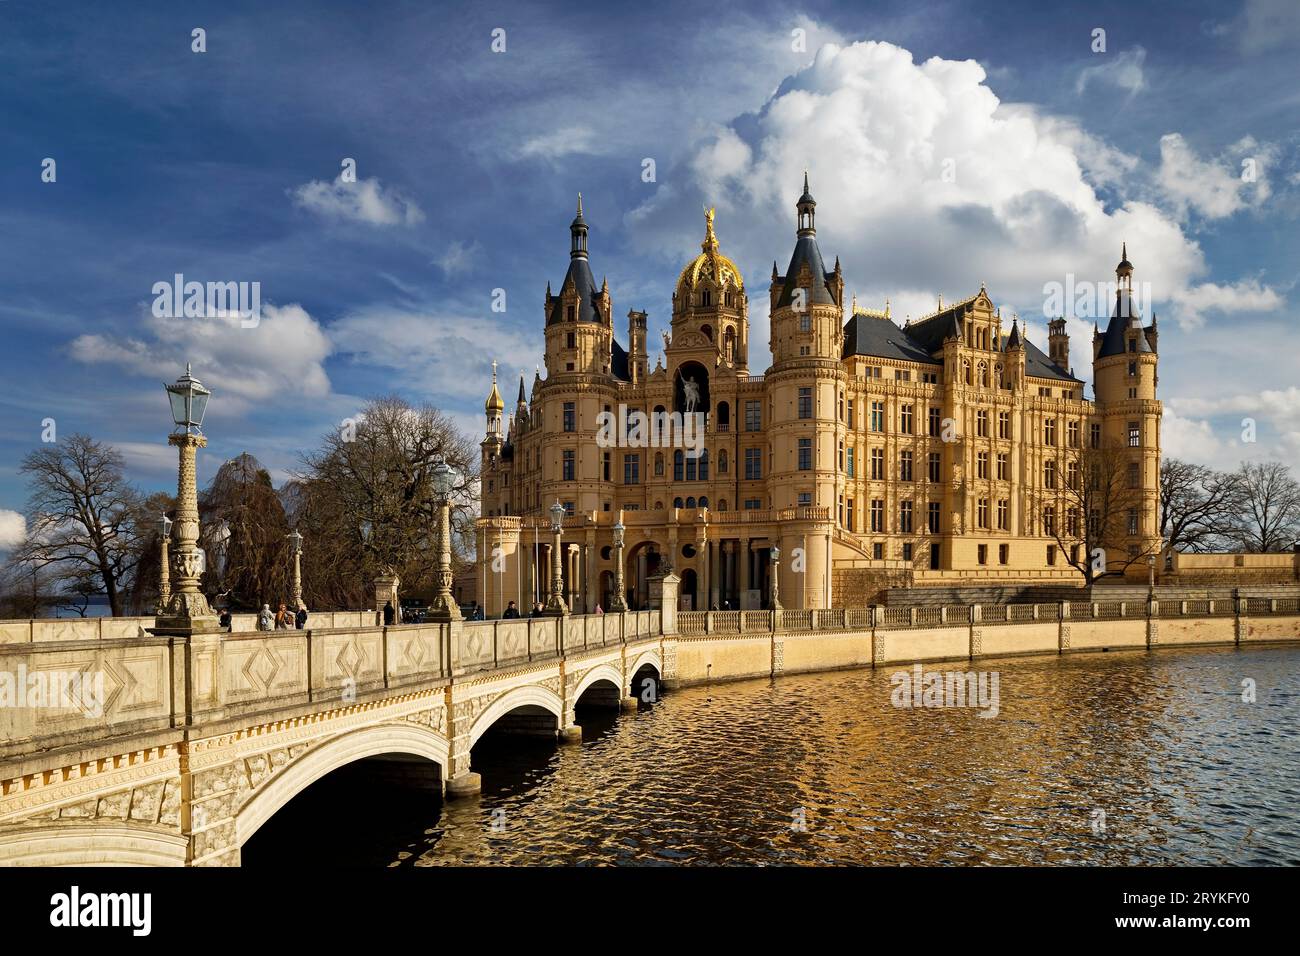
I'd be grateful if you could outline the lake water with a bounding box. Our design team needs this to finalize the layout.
[243,645,1300,866]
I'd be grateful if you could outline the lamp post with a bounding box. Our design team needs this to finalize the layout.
[545,500,569,616]
[153,365,219,635]
[157,514,173,613]
[287,529,304,610]
[429,457,462,622]
[1147,552,1156,590]
[770,544,783,611]
[609,518,627,611]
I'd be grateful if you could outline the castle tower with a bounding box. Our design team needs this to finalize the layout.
[482,360,505,473]
[627,310,648,385]
[671,207,749,371]
[543,194,614,378]
[1048,317,1070,374]
[1092,243,1161,574]
[766,174,842,608]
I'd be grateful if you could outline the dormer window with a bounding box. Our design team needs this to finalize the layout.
[566,305,575,322]
[1128,338,1136,352]
[701,290,711,306]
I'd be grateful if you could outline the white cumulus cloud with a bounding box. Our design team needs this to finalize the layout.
[0,510,25,551]
[290,174,424,226]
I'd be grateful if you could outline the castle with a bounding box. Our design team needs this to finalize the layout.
[473,179,1161,613]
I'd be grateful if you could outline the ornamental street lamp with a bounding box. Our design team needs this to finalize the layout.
[428,457,462,622]
[545,500,569,616]
[609,518,628,611]
[153,365,219,635]
[287,529,304,610]
[770,544,783,611]
[157,514,173,613]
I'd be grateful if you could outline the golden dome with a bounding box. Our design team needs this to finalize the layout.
[485,361,505,413]
[676,207,744,297]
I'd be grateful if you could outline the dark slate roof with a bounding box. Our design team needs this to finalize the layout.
[1009,336,1082,383]
[775,235,836,308]
[610,339,631,382]
[1097,289,1152,358]
[547,256,603,325]
[842,313,940,365]
[516,375,527,405]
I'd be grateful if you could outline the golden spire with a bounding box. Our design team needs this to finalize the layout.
[702,206,718,252]
[485,359,504,413]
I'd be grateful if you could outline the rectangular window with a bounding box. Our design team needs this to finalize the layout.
[1128,461,1139,488]
[871,499,885,532]
[900,500,913,533]
[928,407,942,437]
[1047,545,1056,566]
[977,410,989,438]
[999,543,1009,565]
[745,401,762,431]
[997,499,1008,530]
[1045,418,1057,446]
[562,449,575,481]
[798,388,813,420]
[846,498,855,532]
[563,402,576,432]
[927,501,941,534]
[1128,422,1140,447]
[1044,506,1056,536]
[977,498,989,529]
[977,452,988,480]
[900,450,913,482]
[998,411,1010,439]
[928,452,941,483]
[1128,508,1139,536]
[900,404,914,434]
[997,453,1008,482]
[744,498,762,510]
[902,542,913,561]
[798,492,813,507]
[1068,421,1080,447]
[977,544,988,566]
[799,314,811,332]
[871,448,885,480]
[744,447,762,480]
[1045,461,1056,489]
[847,400,855,430]
[872,542,884,560]
[602,451,611,481]
[846,446,856,478]
[1091,423,1101,449]
[623,454,640,485]
[798,438,813,471]
[870,401,885,432]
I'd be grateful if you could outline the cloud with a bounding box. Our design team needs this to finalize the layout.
[514,126,602,160]
[289,174,424,226]
[435,240,482,276]
[1075,46,1147,97]
[625,39,1284,348]
[69,303,333,415]
[1156,133,1275,220]
[0,510,25,551]
[329,304,539,406]
[1230,0,1300,54]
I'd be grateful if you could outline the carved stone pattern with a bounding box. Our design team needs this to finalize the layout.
[662,644,677,679]
[772,640,784,674]
[1060,625,1071,649]
[872,634,886,660]
[1148,622,1159,645]
[403,706,447,736]
[970,628,983,656]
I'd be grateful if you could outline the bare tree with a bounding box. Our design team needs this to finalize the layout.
[1040,442,1157,585]
[15,434,145,616]
[299,397,478,604]
[198,453,292,611]
[1229,461,1300,553]
[1159,458,1243,555]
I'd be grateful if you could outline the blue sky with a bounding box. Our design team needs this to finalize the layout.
[2,0,1298,546]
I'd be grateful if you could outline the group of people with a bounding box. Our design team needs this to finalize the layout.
[253,602,308,631]
[499,600,603,618]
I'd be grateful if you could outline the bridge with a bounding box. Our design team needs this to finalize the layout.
[3,583,1299,866]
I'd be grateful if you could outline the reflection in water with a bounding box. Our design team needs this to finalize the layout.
[246,646,1300,867]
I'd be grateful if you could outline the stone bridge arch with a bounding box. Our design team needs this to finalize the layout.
[572,662,625,704]
[466,684,565,750]
[235,722,449,849]
[0,822,188,867]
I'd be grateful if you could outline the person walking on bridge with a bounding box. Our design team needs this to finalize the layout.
[258,604,274,631]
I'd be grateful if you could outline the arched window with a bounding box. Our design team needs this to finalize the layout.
[723,327,736,359]
[674,450,684,481]
[685,497,696,509]
[718,450,728,473]
[718,499,728,512]
[698,450,709,481]
[717,401,730,431]
[964,360,972,386]
[685,452,697,481]
[698,496,709,509]
[655,452,664,476]
[701,323,713,341]
[673,497,684,509]
[655,501,664,510]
